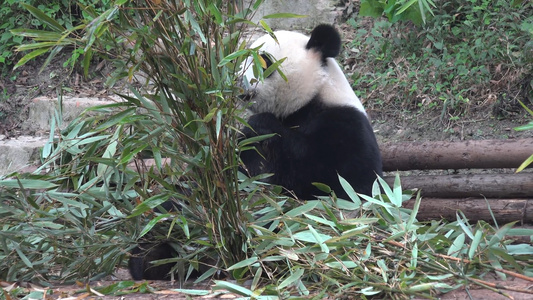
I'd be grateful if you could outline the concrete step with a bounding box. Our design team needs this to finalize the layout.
[0,135,48,175]
[22,96,120,133]
[1,96,120,176]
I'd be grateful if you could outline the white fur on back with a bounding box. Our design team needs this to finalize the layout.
[241,30,366,118]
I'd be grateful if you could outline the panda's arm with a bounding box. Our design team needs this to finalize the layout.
[240,112,310,176]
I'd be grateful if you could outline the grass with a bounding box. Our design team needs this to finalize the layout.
[344,0,532,122]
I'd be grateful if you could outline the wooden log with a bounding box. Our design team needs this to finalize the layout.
[380,138,533,171]
[404,198,533,224]
[384,173,533,198]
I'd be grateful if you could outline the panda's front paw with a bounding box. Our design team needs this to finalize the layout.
[244,112,282,137]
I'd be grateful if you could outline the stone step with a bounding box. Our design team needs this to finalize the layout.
[0,135,48,175]
[1,96,120,176]
[22,96,121,133]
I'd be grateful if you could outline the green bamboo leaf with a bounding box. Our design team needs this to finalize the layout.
[15,41,69,52]
[411,242,418,268]
[508,227,533,236]
[138,214,172,237]
[303,213,336,227]
[95,108,136,131]
[426,274,454,280]
[253,0,264,10]
[13,47,50,69]
[0,179,57,189]
[313,182,331,194]
[285,201,319,217]
[407,282,437,292]
[194,267,218,283]
[75,135,111,146]
[516,154,533,172]
[340,218,379,226]
[514,121,533,131]
[406,191,421,230]
[377,176,396,205]
[456,212,474,240]
[129,194,170,218]
[83,48,93,77]
[359,0,385,18]
[10,28,63,40]
[96,281,136,295]
[213,281,253,296]
[293,230,331,244]
[218,49,249,67]
[468,229,483,259]
[325,261,358,269]
[487,251,506,280]
[506,243,533,255]
[208,3,223,25]
[227,257,258,271]
[16,248,33,268]
[262,57,286,79]
[335,199,361,210]
[259,20,273,38]
[171,289,210,296]
[391,173,403,206]
[308,224,329,253]
[120,143,148,164]
[21,4,65,32]
[517,100,533,116]
[278,267,304,290]
[251,267,262,292]
[338,174,361,207]
[488,222,516,247]
[447,232,465,257]
[396,0,418,15]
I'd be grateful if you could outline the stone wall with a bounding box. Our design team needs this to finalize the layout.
[246,0,343,31]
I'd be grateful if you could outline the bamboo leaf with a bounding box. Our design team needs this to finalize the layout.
[468,229,483,259]
[21,3,66,32]
[293,230,331,244]
[285,201,319,217]
[516,154,533,172]
[308,224,329,253]
[218,49,249,67]
[171,289,210,296]
[13,47,50,69]
[338,174,361,207]
[213,281,253,296]
[278,267,304,290]
[16,248,33,268]
[405,190,421,230]
[0,179,57,189]
[10,28,63,40]
[227,257,258,271]
[447,232,465,257]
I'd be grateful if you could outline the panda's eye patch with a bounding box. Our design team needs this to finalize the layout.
[259,54,273,70]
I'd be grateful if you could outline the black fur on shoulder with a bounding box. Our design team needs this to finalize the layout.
[305,24,341,61]
[129,243,174,280]
[240,98,382,199]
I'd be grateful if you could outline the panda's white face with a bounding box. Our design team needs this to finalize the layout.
[240,28,366,118]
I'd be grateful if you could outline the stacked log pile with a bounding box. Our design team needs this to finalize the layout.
[381,138,533,224]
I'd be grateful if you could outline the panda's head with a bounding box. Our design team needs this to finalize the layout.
[241,24,366,118]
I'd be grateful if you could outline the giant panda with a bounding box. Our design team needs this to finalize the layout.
[239,24,382,199]
[129,24,382,281]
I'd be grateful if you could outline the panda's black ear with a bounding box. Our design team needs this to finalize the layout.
[306,24,341,60]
